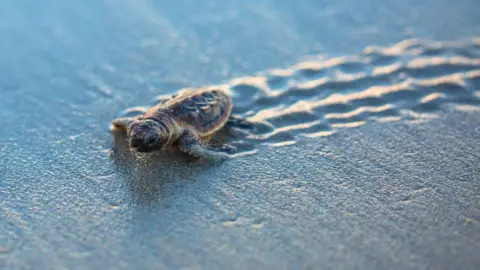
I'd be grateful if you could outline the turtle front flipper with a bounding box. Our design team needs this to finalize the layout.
[111,117,136,131]
[178,129,232,160]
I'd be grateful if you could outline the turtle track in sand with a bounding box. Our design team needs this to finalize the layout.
[117,38,480,155]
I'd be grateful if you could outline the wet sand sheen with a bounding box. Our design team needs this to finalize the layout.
[114,38,480,155]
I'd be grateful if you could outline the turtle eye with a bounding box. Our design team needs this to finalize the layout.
[130,135,142,148]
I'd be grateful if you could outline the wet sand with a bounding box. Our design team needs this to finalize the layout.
[1,1,480,269]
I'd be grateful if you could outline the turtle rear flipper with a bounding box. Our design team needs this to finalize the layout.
[226,115,254,129]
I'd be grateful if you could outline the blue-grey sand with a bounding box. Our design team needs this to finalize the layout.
[1,1,479,269]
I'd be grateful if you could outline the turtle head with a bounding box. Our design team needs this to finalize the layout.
[127,117,171,152]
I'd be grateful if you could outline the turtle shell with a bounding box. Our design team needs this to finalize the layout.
[144,88,232,137]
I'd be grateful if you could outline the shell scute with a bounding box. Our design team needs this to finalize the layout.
[182,99,199,110]
[162,88,232,136]
[190,96,208,106]
[179,104,197,115]
[201,92,214,98]
[200,105,211,111]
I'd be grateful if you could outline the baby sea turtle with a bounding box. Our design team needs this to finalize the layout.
[111,88,248,159]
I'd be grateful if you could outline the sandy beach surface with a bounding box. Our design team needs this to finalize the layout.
[1,1,479,269]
